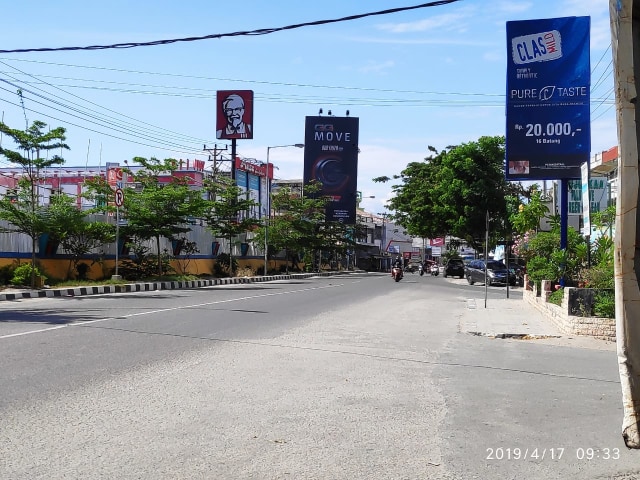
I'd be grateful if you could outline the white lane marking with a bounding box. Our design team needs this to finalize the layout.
[0,325,67,339]
[0,283,344,339]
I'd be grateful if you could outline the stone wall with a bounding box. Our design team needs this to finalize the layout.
[523,277,616,342]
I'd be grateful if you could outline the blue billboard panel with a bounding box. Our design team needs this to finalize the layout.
[506,16,590,180]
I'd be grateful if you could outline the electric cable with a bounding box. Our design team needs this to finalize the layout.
[0,1,462,54]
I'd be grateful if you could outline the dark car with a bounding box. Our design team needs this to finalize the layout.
[465,259,515,286]
[443,258,465,278]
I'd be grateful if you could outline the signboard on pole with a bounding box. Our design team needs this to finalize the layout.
[216,90,254,140]
[303,115,359,224]
[505,16,591,180]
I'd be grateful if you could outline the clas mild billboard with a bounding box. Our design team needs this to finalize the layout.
[303,116,359,224]
[506,17,590,180]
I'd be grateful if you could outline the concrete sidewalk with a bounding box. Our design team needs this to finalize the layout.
[458,295,616,350]
[460,296,561,338]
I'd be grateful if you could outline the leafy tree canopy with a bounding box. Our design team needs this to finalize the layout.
[385,136,524,251]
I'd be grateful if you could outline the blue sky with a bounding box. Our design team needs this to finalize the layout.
[0,0,614,215]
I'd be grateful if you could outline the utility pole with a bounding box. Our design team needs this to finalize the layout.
[610,0,640,449]
[203,144,228,176]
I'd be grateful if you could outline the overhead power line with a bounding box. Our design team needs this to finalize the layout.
[0,1,461,54]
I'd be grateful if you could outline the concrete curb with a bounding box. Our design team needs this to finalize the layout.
[0,271,358,302]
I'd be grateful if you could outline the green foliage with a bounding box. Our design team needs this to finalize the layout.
[580,260,614,289]
[385,136,523,251]
[10,263,46,286]
[118,239,174,280]
[0,119,68,288]
[442,250,462,263]
[122,157,208,276]
[509,188,550,234]
[0,263,17,285]
[214,253,237,277]
[203,175,259,275]
[526,256,558,290]
[174,237,200,275]
[46,193,116,279]
[261,181,329,273]
[594,290,615,318]
[521,226,587,285]
[75,262,90,280]
[548,288,564,306]
[591,234,614,267]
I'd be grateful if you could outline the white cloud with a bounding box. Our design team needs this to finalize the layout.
[358,60,395,75]
[376,12,470,34]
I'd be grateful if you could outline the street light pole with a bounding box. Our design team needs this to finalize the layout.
[264,143,304,275]
[377,212,388,271]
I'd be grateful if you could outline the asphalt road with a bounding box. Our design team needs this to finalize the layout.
[0,272,638,479]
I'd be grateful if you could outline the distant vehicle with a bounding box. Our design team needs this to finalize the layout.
[507,259,526,287]
[465,259,515,286]
[443,258,465,279]
[391,265,403,282]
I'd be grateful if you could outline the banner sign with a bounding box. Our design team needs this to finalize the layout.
[234,156,271,178]
[568,176,608,216]
[216,90,254,140]
[506,16,590,180]
[303,115,359,224]
[430,237,445,247]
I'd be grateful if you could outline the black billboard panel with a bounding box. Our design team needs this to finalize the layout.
[303,116,359,224]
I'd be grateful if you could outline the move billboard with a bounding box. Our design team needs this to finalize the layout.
[303,116,359,224]
[506,16,590,180]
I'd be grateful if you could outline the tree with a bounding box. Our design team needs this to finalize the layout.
[509,187,550,235]
[46,193,116,279]
[0,120,68,287]
[255,182,328,273]
[384,136,522,252]
[116,157,207,277]
[203,174,259,275]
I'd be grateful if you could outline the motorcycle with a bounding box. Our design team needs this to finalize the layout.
[391,266,404,282]
[418,264,424,276]
[430,264,439,276]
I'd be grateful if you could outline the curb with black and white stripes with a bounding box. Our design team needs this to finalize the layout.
[0,271,358,302]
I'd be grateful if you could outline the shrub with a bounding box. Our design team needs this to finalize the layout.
[548,288,564,306]
[213,253,237,277]
[527,255,558,291]
[521,227,587,286]
[10,263,46,286]
[0,263,17,286]
[594,290,615,318]
[580,261,614,289]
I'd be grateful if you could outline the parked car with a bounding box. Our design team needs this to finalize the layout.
[443,258,465,278]
[465,259,516,286]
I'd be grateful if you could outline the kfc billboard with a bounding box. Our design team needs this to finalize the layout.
[216,90,254,140]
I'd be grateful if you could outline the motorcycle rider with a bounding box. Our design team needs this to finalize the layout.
[392,257,403,277]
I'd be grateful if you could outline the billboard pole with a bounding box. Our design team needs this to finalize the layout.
[231,139,236,183]
[559,178,568,287]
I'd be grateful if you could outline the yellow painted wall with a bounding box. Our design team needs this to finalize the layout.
[0,257,296,281]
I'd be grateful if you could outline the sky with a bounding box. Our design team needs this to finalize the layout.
[0,0,615,216]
